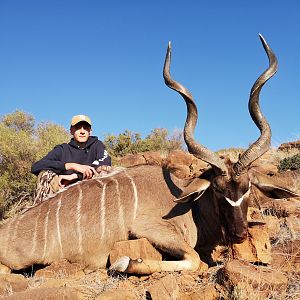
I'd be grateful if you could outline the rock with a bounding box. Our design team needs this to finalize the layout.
[164,150,209,178]
[232,225,272,264]
[278,140,300,151]
[251,163,278,176]
[119,151,165,168]
[176,273,195,287]
[119,154,146,167]
[109,238,162,265]
[175,271,226,300]
[178,284,226,300]
[37,278,72,289]
[150,271,165,280]
[0,274,28,297]
[96,289,138,300]
[2,287,78,300]
[221,260,288,294]
[147,274,180,300]
[34,259,84,279]
[263,215,282,239]
[211,225,272,265]
[118,150,210,178]
[248,226,272,264]
[141,151,164,166]
[229,281,270,299]
[0,263,11,274]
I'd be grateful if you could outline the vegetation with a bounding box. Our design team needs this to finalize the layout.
[278,154,300,172]
[0,111,183,217]
[0,111,69,217]
[104,128,183,162]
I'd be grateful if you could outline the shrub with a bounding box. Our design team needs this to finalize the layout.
[0,111,69,217]
[278,154,300,172]
[104,128,183,161]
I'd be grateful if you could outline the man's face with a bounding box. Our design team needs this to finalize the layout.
[70,122,91,144]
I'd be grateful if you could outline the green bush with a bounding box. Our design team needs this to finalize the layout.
[0,110,69,217]
[104,128,183,161]
[278,154,300,171]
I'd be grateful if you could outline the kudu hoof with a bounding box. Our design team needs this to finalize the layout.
[109,256,131,273]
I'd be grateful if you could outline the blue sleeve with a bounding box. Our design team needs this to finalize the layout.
[91,141,112,168]
[31,145,66,175]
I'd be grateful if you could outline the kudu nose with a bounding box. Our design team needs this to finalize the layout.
[232,222,248,243]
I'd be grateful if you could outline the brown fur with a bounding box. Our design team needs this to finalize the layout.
[0,162,298,274]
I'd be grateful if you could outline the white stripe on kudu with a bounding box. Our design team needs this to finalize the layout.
[56,194,63,258]
[124,171,138,220]
[11,214,25,243]
[112,178,126,237]
[10,214,25,266]
[4,216,15,257]
[99,182,107,240]
[76,186,83,255]
[42,207,50,260]
[31,204,42,257]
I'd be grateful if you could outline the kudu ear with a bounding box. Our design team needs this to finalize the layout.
[250,170,300,199]
[175,178,211,203]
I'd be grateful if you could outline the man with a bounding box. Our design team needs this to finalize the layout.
[31,114,111,203]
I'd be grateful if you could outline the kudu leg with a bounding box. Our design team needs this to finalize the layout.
[110,221,207,274]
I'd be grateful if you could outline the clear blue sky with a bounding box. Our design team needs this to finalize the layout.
[1,0,299,151]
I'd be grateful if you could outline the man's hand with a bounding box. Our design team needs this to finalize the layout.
[96,165,112,175]
[65,163,96,179]
[58,173,79,188]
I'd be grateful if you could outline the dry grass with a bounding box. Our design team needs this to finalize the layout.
[286,272,300,300]
[27,271,136,300]
[268,148,300,167]
[230,268,300,300]
[207,260,300,300]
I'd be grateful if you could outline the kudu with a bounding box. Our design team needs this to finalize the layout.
[0,35,299,275]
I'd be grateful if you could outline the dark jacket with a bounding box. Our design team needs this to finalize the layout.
[31,136,111,177]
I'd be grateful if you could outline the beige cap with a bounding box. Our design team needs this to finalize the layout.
[70,115,92,126]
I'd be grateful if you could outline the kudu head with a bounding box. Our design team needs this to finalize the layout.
[163,34,279,244]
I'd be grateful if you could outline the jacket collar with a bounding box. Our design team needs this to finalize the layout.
[69,136,98,149]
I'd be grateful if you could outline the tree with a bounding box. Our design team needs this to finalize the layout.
[35,122,71,158]
[1,110,35,133]
[0,111,69,218]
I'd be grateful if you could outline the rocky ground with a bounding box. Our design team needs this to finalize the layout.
[0,149,299,299]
